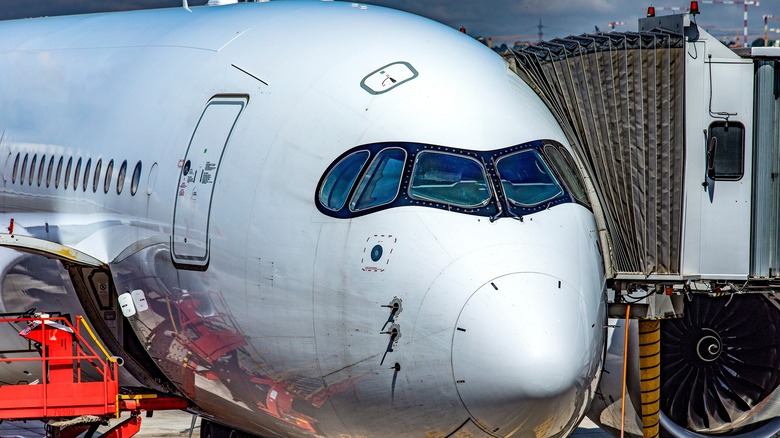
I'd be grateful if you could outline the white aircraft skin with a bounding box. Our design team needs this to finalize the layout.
[0,2,606,437]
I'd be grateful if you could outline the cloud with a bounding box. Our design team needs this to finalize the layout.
[0,0,774,47]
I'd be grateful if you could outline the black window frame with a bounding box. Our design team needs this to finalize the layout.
[315,139,584,219]
[707,121,745,181]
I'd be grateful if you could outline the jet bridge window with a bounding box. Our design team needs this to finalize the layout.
[350,148,406,211]
[409,151,491,208]
[319,150,369,211]
[707,121,745,180]
[495,149,563,206]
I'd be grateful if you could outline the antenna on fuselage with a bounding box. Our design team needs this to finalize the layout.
[183,0,192,12]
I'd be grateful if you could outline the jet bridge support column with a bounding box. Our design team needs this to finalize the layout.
[638,320,661,438]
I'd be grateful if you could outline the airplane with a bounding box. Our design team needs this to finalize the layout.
[0,1,607,437]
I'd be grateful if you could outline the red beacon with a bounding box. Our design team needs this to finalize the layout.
[647,6,656,17]
[690,1,700,15]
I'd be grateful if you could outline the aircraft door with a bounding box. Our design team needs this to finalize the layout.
[172,96,247,268]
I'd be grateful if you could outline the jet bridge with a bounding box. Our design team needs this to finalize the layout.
[507,13,780,309]
[507,15,780,437]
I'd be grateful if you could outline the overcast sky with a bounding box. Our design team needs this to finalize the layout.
[0,0,776,46]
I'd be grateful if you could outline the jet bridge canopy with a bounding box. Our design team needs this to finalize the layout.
[507,29,686,277]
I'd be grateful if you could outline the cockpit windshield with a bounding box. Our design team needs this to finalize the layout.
[319,151,369,211]
[350,148,406,211]
[315,140,589,219]
[409,151,491,208]
[495,150,563,207]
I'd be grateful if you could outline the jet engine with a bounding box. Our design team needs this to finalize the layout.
[588,293,780,438]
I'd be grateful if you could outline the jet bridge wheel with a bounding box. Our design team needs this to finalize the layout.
[660,294,780,433]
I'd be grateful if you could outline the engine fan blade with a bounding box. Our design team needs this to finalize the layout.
[660,294,780,432]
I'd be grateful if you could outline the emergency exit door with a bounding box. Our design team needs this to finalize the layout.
[172,96,246,268]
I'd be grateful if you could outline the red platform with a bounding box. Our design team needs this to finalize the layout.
[0,315,118,419]
[0,314,188,437]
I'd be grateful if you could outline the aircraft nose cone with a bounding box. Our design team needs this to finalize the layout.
[452,273,594,435]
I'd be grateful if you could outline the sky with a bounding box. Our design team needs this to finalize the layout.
[0,0,777,47]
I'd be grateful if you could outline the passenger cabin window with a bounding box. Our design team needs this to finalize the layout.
[73,158,82,191]
[93,159,102,193]
[37,155,46,187]
[64,157,72,190]
[409,151,490,208]
[116,160,127,194]
[495,150,563,206]
[46,157,54,188]
[20,154,28,185]
[83,159,91,192]
[708,121,745,180]
[350,148,406,211]
[319,151,369,211]
[130,161,142,196]
[104,159,113,194]
[55,157,64,189]
[11,153,19,184]
[28,155,37,186]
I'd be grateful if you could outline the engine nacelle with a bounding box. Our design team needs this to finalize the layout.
[588,294,780,438]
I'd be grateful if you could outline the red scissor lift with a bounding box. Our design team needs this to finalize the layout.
[0,313,188,438]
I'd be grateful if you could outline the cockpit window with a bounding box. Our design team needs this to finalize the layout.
[409,151,490,208]
[495,150,563,206]
[544,145,590,206]
[315,139,587,219]
[319,150,369,211]
[350,148,406,211]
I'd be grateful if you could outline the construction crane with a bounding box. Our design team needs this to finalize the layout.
[765,15,780,46]
[700,0,760,47]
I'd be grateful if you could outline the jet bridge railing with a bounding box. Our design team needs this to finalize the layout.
[506,29,686,277]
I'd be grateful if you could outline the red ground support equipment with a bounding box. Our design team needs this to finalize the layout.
[0,313,188,437]
[0,314,118,419]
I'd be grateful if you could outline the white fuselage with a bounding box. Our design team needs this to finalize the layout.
[0,3,606,437]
